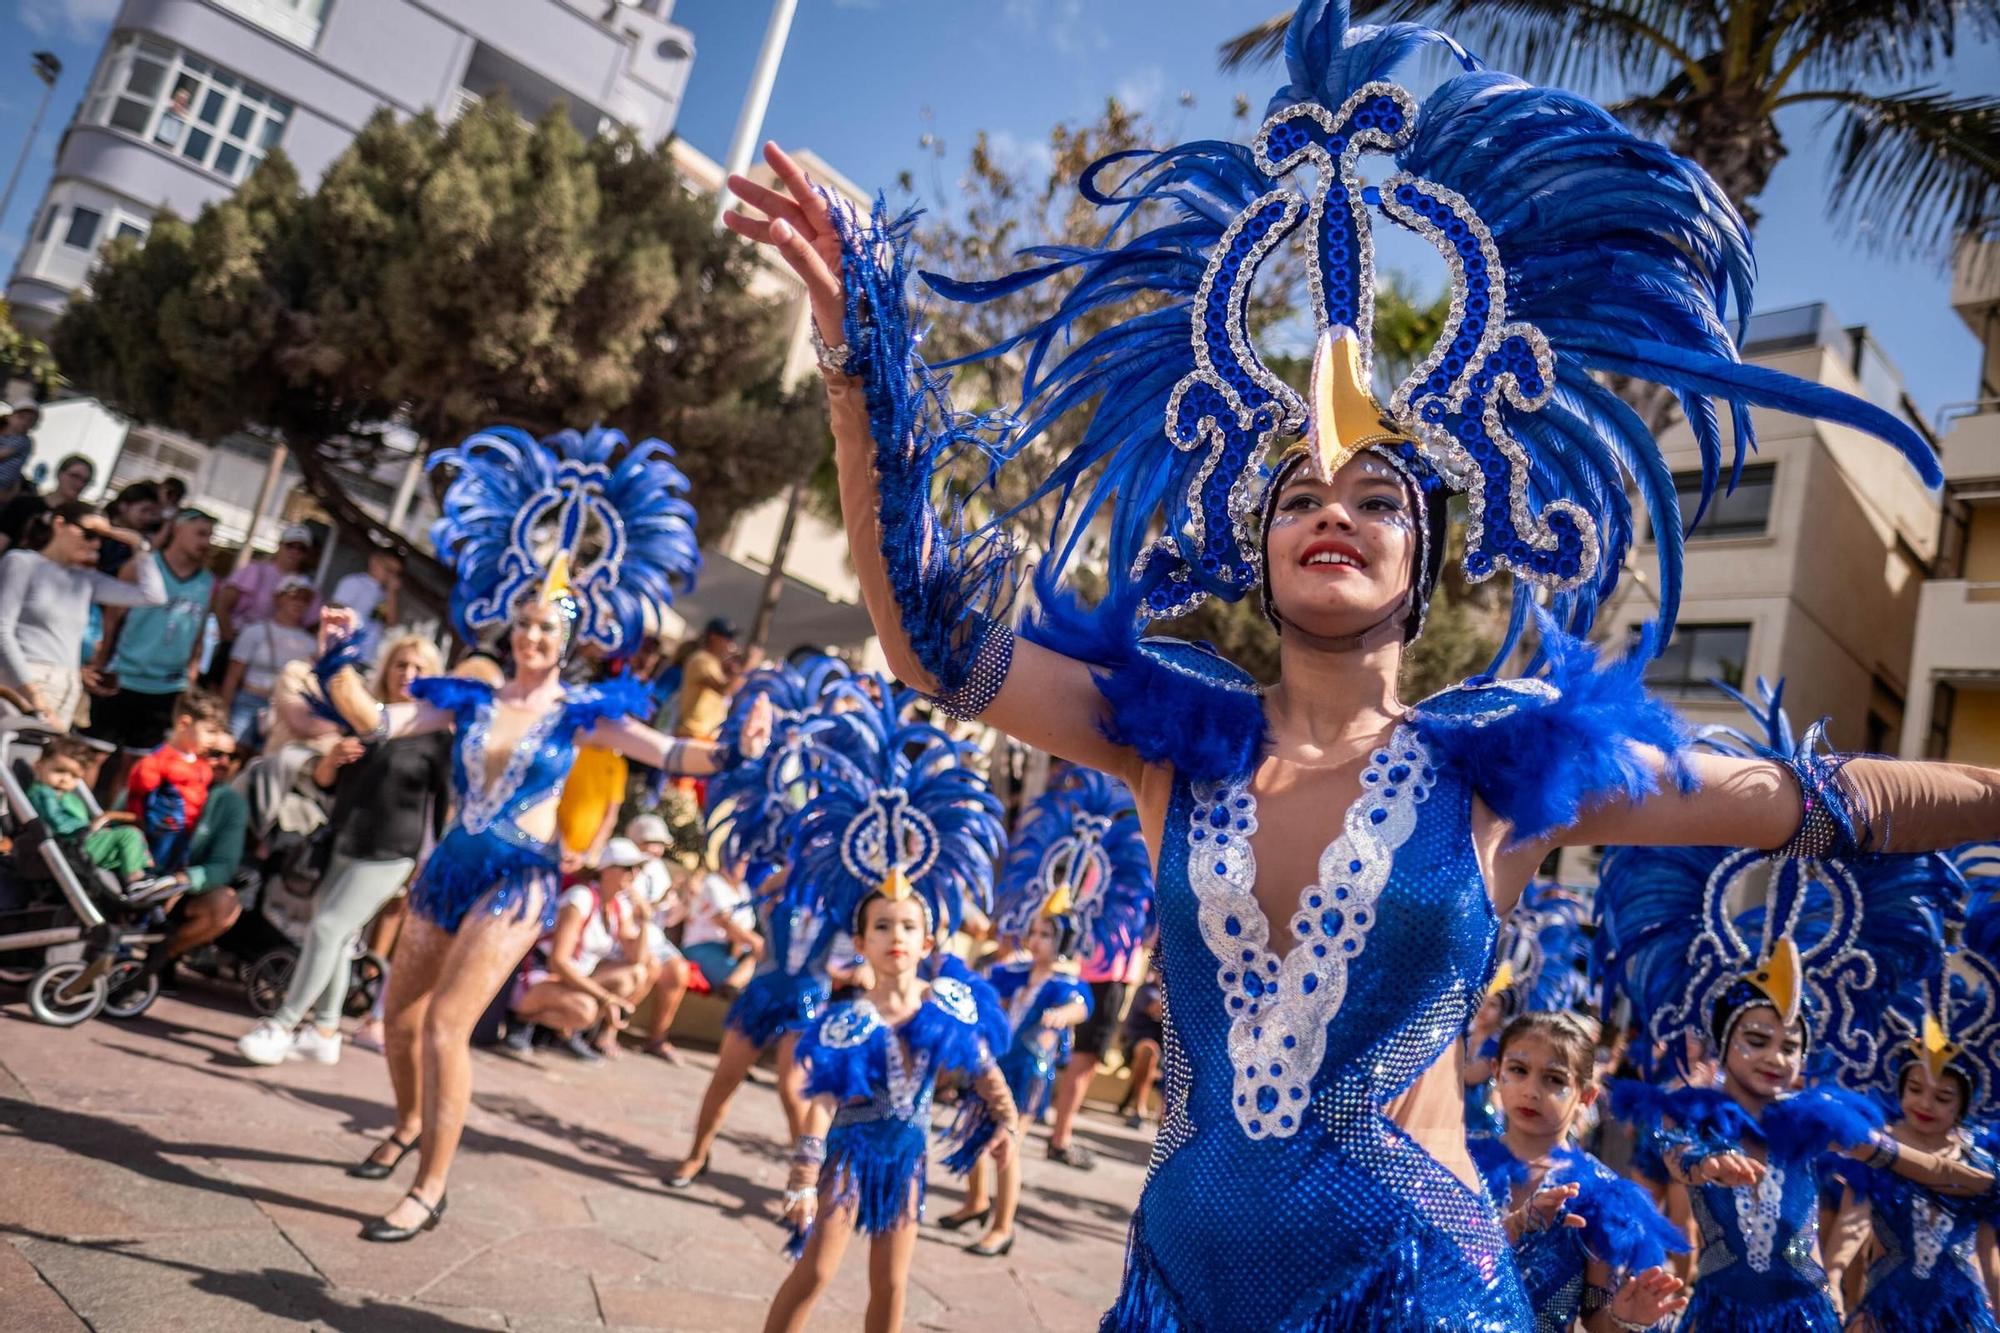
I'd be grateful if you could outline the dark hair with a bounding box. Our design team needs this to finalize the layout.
[856,890,934,937]
[176,688,226,728]
[40,735,96,767]
[110,481,160,517]
[1897,1059,1972,1114]
[7,405,41,428]
[160,477,188,503]
[55,454,93,481]
[23,500,100,554]
[1496,1011,1602,1088]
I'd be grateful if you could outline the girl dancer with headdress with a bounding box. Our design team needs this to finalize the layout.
[938,768,1154,1256]
[311,425,770,1243]
[721,0,2000,1319]
[1823,850,2000,1331]
[666,655,858,1188]
[1467,881,1591,1141]
[764,677,1014,1332]
[1470,1010,1689,1331]
[1598,680,1992,1331]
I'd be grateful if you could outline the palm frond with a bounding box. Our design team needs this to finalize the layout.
[1785,0,2000,91]
[1354,0,1712,96]
[1790,87,2000,257]
[1218,13,1291,71]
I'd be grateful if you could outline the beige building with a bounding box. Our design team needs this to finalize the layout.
[1599,303,1942,752]
[1899,235,2000,766]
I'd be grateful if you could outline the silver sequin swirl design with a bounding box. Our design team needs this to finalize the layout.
[1188,725,1434,1139]
[460,701,568,835]
[1735,1163,1786,1273]
[1912,1192,1951,1279]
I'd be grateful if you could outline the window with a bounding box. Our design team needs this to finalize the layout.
[1669,463,1775,539]
[1642,622,1751,699]
[81,35,291,183]
[61,207,103,251]
[114,221,146,244]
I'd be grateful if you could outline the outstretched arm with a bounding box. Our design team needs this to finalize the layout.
[723,144,1143,788]
[587,691,772,776]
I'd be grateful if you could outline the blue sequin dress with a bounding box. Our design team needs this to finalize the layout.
[406,675,650,934]
[988,962,1093,1119]
[795,977,996,1235]
[1103,722,1533,1331]
[1840,1144,2000,1333]
[1467,1137,1686,1332]
[725,903,836,1048]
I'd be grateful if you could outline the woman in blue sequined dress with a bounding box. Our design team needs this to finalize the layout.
[718,2,2000,1325]
[313,425,769,1244]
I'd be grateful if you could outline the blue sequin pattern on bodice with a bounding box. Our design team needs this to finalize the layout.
[1682,1151,1839,1331]
[1104,725,1531,1331]
[1846,1148,2000,1333]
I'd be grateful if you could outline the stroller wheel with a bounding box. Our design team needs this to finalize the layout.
[344,952,388,1019]
[28,961,107,1027]
[244,949,296,1017]
[103,961,161,1019]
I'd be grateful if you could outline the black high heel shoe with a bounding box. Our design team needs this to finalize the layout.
[935,1206,992,1233]
[966,1232,1016,1258]
[346,1133,418,1180]
[359,1191,447,1243]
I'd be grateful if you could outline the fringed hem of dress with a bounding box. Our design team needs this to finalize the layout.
[410,826,560,934]
[725,970,830,1047]
[1100,1219,1530,1332]
[823,1129,930,1237]
[1854,1282,2000,1333]
[1680,1286,1841,1333]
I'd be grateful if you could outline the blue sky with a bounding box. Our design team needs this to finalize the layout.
[4,0,1996,419]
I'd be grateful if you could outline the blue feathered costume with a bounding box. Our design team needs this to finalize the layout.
[706,657,853,1046]
[332,425,701,934]
[782,680,1010,1240]
[810,0,1942,1322]
[1597,681,1962,1331]
[1465,880,1592,1139]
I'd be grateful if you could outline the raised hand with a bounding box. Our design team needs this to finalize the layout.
[1612,1266,1689,1325]
[722,142,848,344]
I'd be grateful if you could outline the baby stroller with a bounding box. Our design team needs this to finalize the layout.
[0,706,180,1026]
[181,745,386,1019]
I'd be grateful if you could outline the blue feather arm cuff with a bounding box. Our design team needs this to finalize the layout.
[304,631,374,735]
[826,193,1018,702]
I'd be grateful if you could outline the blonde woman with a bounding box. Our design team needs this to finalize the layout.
[237,634,452,1067]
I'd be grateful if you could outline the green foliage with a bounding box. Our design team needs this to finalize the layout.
[1220,3,2000,254]
[0,300,61,400]
[53,98,824,562]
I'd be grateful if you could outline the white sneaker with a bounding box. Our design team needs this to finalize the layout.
[288,1026,342,1065]
[237,1020,295,1066]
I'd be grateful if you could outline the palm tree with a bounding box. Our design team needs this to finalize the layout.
[1220,2,2000,248]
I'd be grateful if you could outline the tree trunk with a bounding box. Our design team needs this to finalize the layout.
[746,480,804,654]
[287,435,453,624]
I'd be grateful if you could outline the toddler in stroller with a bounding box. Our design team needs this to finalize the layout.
[27,735,177,897]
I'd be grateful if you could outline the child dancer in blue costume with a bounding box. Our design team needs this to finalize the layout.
[311,425,771,1243]
[763,679,1016,1333]
[1823,851,2000,1331]
[721,0,2000,1322]
[1470,1011,1688,1331]
[1598,681,1997,1331]
[666,655,864,1187]
[939,768,1154,1256]
[1467,882,1591,1143]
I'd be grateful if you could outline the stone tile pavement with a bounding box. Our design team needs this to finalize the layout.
[0,984,1147,1331]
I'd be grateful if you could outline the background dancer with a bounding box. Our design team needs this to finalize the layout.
[310,424,769,1243]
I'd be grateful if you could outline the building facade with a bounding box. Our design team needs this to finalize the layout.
[1900,233,2000,766]
[1598,302,1942,752]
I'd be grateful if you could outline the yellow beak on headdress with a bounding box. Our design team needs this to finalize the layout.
[1305,326,1409,481]
[1484,959,1516,1000]
[877,866,916,904]
[1041,882,1074,920]
[1747,936,1804,1027]
[1914,1011,1961,1083]
[541,549,574,605]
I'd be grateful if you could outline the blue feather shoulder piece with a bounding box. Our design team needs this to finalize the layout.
[1760,1087,1885,1164]
[562,671,655,733]
[408,674,497,717]
[1411,613,1691,843]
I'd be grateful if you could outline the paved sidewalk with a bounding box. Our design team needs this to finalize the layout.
[0,984,1145,1331]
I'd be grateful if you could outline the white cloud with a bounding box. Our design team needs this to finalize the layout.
[1002,0,1098,59]
[1114,65,1168,114]
[982,128,1055,182]
[19,0,120,41]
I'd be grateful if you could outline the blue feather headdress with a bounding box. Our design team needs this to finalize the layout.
[427,424,700,654]
[1489,879,1589,1018]
[992,768,1154,961]
[914,0,1937,657]
[778,677,1005,937]
[1596,679,1956,1082]
[705,655,853,876]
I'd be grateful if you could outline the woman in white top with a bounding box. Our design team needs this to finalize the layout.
[0,500,165,729]
[508,840,661,1061]
[220,573,318,743]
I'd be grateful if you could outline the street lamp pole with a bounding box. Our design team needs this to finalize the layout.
[0,53,64,248]
[712,0,799,228]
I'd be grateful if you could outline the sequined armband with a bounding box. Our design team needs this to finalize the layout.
[1777,746,1873,858]
[926,617,1013,722]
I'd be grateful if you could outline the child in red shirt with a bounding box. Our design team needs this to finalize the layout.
[126,690,229,871]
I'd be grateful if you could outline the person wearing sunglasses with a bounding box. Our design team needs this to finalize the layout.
[0,499,163,729]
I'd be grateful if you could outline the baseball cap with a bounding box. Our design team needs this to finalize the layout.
[600,837,647,869]
[624,813,670,846]
[704,616,740,640]
[280,522,314,546]
[276,573,316,597]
